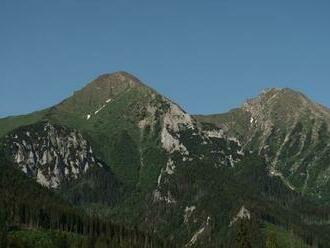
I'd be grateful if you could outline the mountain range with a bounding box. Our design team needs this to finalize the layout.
[1,72,330,247]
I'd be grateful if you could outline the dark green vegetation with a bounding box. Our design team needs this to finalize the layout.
[0,145,171,248]
[1,74,330,247]
[196,88,330,202]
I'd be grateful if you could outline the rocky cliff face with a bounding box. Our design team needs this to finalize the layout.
[196,88,330,202]
[2,74,329,246]
[135,93,244,206]
[0,72,247,246]
[128,94,246,245]
[4,121,104,189]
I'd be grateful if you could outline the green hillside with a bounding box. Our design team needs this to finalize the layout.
[1,75,330,247]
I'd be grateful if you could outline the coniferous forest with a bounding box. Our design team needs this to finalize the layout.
[0,146,171,248]
[0,71,330,248]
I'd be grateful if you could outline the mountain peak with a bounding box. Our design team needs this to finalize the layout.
[53,71,149,115]
[88,71,144,91]
[244,87,311,110]
[94,71,143,86]
[259,87,307,100]
[242,87,330,126]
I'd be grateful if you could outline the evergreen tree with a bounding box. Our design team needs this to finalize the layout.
[0,209,8,248]
[234,220,252,248]
[265,231,279,248]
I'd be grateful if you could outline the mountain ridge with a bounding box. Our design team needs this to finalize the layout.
[196,85,330,203]
[1,72,330,247]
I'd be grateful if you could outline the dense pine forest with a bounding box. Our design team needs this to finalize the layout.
[1,74,330,247]
[0,145,171,248]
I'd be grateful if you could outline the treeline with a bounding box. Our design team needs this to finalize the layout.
[0,157,171,248]
[231,155,330,247]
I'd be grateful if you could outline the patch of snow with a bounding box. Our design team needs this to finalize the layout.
[93,99,112,115]
[95,104,106,115]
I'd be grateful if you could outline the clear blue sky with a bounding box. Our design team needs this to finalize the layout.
[1,0,330,117]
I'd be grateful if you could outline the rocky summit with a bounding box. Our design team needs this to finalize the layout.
[1,73,330,247]
[196,88,330,202]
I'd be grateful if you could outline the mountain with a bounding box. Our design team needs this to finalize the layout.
[196,88,330,203]
[1,75,330,247]
[0,142,168,248]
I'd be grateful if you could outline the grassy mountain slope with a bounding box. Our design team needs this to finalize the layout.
[0,144,171,248]
[196,88,330,203]
[0,110,47,138]
[1,76,330,247]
